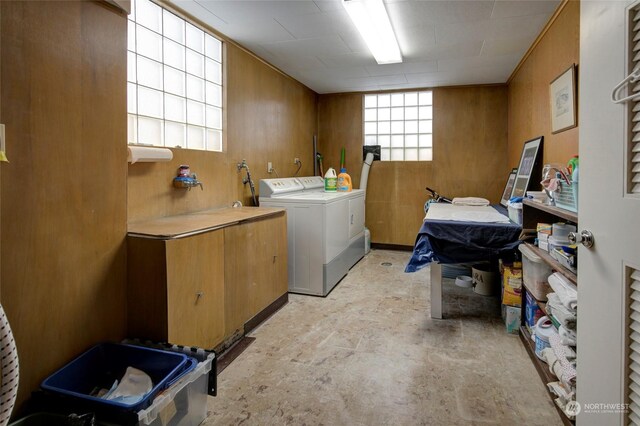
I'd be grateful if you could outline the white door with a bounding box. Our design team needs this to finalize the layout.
[578,2,640,424]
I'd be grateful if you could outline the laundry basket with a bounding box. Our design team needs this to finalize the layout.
[553,181,578,212]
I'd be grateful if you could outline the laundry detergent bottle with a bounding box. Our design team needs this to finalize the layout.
[337,168,352,192]
[324,167,337,192]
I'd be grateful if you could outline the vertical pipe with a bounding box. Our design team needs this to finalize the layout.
[313,134,318,176]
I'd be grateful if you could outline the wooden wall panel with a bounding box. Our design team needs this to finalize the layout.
[0,1,128,411]
[318,86,508,246]
[127,42,318,222]
[508,1,580,171]
[226,44,317,207]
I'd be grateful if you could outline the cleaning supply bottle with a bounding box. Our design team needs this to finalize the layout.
[337,168,352,192]
[324,167,337,192]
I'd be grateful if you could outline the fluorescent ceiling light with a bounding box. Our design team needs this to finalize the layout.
[342,0,402,65]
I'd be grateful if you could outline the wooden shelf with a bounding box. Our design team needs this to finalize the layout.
[519,327,574,426]
[523,199,578,223]
[524,243,577,286]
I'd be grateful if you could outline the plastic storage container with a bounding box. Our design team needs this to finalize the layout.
[41,343,189,412]
[9,413,113,426]
[136,352,214,426]
[507,201,523,225]
[548,235,570,253]
[553,181,578,212]
[518,244,552,301]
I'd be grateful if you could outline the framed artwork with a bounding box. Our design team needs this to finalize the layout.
[500,168,518,207]
[550,64,577,134]
[511,136,544,199]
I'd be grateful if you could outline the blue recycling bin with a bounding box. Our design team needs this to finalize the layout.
[41,342,189,412]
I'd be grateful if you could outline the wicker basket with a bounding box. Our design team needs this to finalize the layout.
[553,181,578,212]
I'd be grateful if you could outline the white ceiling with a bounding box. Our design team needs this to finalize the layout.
[168,0,560,94]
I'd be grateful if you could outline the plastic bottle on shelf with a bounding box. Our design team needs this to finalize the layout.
[324,167,337,192]
[337,168,352,192]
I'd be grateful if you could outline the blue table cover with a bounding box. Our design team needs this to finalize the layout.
[405,205,522,272]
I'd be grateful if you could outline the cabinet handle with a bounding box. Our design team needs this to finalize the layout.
[273,255,277,263]
[195,291,204,303]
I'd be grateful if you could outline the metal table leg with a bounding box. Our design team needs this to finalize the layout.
[430,262,442,319]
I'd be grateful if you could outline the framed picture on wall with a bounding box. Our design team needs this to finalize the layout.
[500,168,518,207]
[511,136,544,199]
[550,64,577,134]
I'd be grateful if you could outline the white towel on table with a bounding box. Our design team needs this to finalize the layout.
[452,197,490,206]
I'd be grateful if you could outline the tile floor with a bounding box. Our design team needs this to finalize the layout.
[204,250,561,426]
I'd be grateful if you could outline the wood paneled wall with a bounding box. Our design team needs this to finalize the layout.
[318,86,508,246]
[0,1,128,411]
[507,0,580,170]
[127,43,318,222]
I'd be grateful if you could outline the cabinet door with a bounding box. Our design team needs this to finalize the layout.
[224,213,287,337]
[166,230,224,349]
[252,213,287,313]
[349,195,365,239]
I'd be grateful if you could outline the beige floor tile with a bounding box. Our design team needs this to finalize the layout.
[204,249,562,426]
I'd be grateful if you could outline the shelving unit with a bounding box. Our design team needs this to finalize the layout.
[520,200,577,426]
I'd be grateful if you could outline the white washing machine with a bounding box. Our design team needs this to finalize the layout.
[259,176,365,296]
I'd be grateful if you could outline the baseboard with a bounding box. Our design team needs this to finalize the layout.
[371,243,414,252]
[244,292,288,334]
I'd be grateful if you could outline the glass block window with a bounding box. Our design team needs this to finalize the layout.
[128,0,223,151]
[363,91,433,161]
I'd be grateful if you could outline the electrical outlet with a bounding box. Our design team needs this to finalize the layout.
[267,162,273,173]
[294,157,300,165]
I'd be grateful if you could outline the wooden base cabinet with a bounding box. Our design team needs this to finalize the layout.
[127,209,287,350]
[127,230,225,349]
[224,213,287,339]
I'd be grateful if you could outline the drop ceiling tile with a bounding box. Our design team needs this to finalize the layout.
[344,74,408,89]
[313,0,344,12]
[405,69,506,86]
[276,9,352,39]
[435,20,491,45]
[318,52,378,68]
[365,61,438,77]
[437,53,521,72]
[491,0,560,19]
[386,1,495,28]
[405,40,483,62]
[395,24,437,58]
[261,35,351,57]
[487,13,551,40]
[481,37,531,57]
[305,66,370,79]
[195,1,320,25]
[266,55,328,71]
[339,30,371,54]
[221,19,294,44]
[169,0,227,28]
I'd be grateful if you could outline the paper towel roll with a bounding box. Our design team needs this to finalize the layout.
[128,146,173,164]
